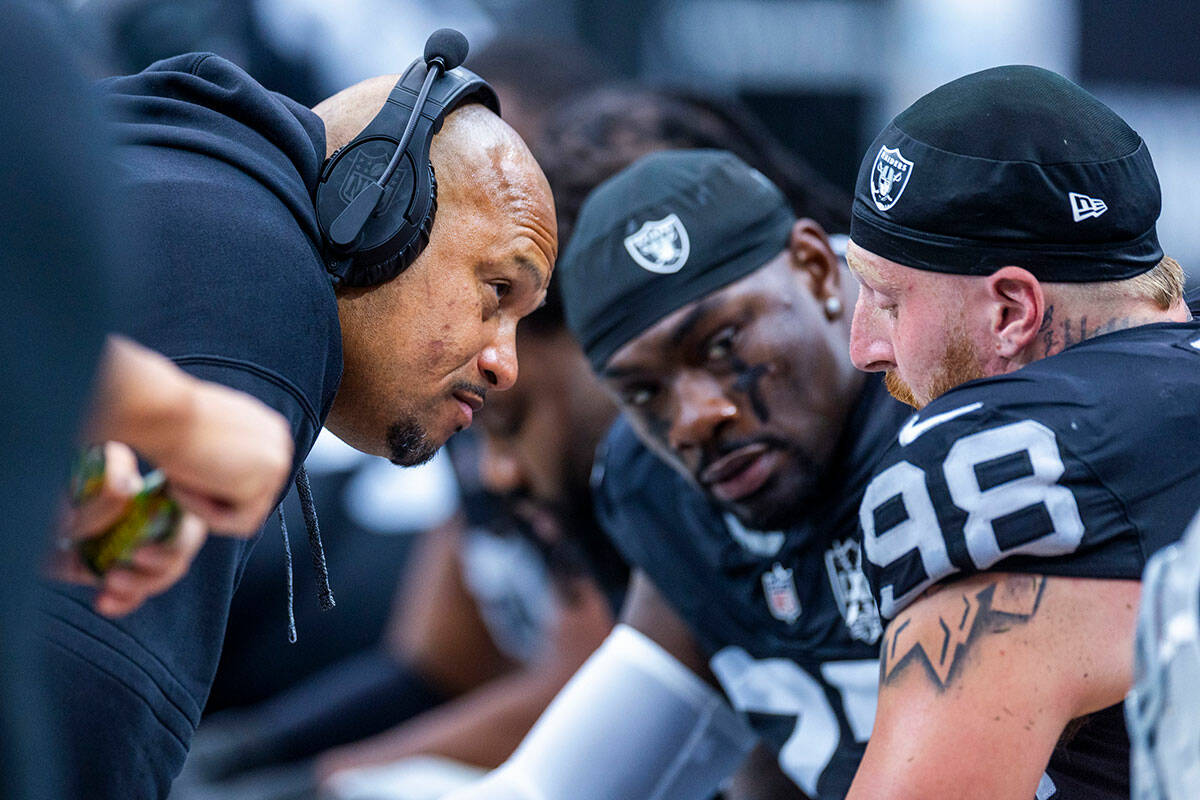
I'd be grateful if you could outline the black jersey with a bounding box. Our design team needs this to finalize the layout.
[594,377,909,799]
[858,316,1200,799]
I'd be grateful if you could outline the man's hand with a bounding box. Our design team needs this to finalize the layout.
[91,336,294,535]
[153,377,293,535]
[55,337,297,617]
[50,441,210,617]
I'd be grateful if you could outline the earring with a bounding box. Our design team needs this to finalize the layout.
[824,296,843,319]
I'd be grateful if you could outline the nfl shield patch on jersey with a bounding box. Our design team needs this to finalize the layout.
[762,562,802,624]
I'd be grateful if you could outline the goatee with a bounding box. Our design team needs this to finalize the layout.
[387,418,439,466]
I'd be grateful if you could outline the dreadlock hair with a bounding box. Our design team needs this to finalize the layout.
[535,85,853,246]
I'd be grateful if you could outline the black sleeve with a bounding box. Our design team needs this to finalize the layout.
[592,418,670,575]
[116,170,341,471]
[859,394,1131,619]
[592,417,726,646]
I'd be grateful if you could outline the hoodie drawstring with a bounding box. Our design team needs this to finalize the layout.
[277,464,335,643]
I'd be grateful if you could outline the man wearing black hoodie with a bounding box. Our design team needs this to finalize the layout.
[39,51,556,798]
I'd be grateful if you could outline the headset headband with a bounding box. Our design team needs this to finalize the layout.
[313,30,500,287]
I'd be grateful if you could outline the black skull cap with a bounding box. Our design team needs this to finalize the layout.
[850,65,1162,281]
[560,149,795,370]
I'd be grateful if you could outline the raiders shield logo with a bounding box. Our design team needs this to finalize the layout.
[762,562,801,624]
[338,146,392,206]
[825,538,882,644]
[870,145,914,212]
[623,213,690,274]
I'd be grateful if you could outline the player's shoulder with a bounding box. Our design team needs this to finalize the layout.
[593,417,721,559]
[860,320,1200,619]
[596,417,679,527]
[595,416,671,503]
[889,320,1200,462]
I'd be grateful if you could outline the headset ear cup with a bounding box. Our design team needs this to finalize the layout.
[392,164,438,274]
[342,165,437,286]
[388,170,436,277]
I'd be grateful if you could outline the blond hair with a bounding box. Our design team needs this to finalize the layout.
[1124,255,1185,310]
[1051,255,1186,311]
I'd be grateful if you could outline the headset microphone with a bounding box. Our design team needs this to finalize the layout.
[314,28,499,287]
[424,27,469,71]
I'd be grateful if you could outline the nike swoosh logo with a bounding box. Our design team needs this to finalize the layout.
[897,402,983,446]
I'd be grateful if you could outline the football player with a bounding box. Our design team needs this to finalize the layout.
[445,148,911,800]
[845,65,1198,798]
[1127,508,1200,800]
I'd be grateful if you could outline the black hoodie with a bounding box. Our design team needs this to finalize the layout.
[37,53,341,797]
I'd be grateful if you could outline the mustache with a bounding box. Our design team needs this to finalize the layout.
[452,380,489,401]
[884,371,919,408]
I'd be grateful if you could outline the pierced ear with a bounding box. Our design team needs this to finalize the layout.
[788,218,841,312]
[986,266,1044,358]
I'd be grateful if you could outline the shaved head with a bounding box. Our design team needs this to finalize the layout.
[315,75,559,464]
[430,103,557,263]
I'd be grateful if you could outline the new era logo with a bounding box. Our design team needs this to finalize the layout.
[1069,192,1108,222]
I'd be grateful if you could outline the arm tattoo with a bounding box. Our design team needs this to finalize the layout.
[880,575,1047,691]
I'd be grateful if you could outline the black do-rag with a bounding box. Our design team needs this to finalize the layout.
[560,149,795,370]
[850,65,1162,281]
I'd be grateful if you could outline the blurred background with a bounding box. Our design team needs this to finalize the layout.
[66,0,1200,277]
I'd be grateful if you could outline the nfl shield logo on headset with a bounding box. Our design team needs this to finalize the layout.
[870,145,914,211]
[623,213,691,274]
[338,145,392,206]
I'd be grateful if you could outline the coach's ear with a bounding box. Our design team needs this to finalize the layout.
[986,266,1044,361]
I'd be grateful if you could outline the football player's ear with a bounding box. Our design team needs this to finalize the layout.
[986,266,1044,360]
[788,218,840,307]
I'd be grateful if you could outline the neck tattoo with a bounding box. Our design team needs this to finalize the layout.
[1038,304,1150,356]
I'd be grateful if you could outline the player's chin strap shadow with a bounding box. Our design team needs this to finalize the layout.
[275,465,335,644]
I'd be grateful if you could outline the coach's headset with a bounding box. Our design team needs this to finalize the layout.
[314,28,500,287]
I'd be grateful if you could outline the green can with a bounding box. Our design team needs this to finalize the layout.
[71,448,181,575]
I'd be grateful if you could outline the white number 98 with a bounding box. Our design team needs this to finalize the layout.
[862,420,1084,618]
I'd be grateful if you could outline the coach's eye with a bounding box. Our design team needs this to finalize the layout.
[490,281,511,301]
